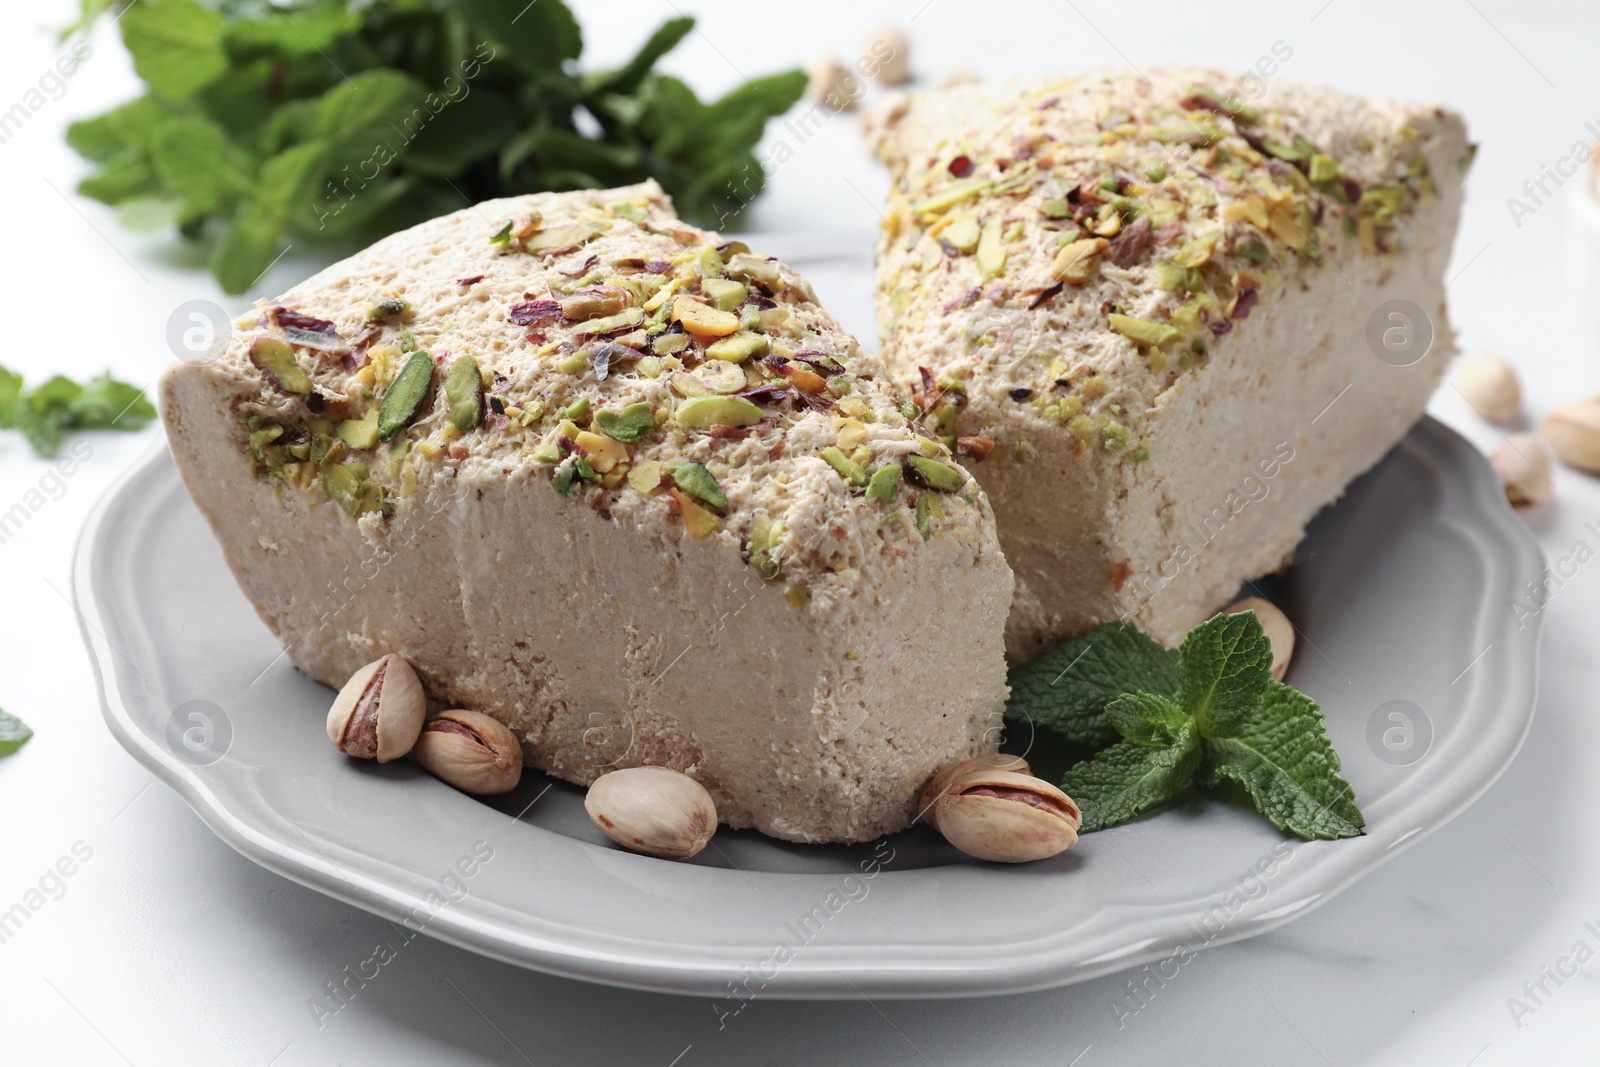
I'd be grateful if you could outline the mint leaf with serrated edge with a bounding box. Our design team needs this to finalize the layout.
[0,364,155,457]
[1005,621,1179,747]
[1177,611,1275,735]
[1062,719,1202,832]
[1197,680,1364,839]
[1015,611,1364,841]
[0,709,33,759]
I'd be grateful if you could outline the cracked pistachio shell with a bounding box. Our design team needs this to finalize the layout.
[918,754,1030,820]
[1223,597,1295,682]
[584,766,718,860]
[413,710,523,795]
[931,769,1081,863]
[326,654,426,762]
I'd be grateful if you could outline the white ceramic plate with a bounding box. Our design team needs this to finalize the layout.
[77,239,1542,999]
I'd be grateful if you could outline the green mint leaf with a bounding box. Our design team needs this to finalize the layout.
[0,366,22,428]
[66,96,172,163]
[119,0,227,102]
[458,0,582,69]
[1197,680,1364,840]
[309,70,427,175]
[211,199,284,295]
[1061,719,1202,832]
[584,16,695,97]
[223,6,362,59]
[77,156,163,206]
[1177,611,1274,735]
[70,374,156,430]
[0,709,32,759]
[1106,691,1191,747]
[1005,622,1180,748]
[149,116,252,217]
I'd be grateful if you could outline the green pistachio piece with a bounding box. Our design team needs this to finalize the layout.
[738,304,762,331]
[377,351,434,440]
[819,447,867,487]
[560,396,591,422]
[915,493,932,541]
[249,337,313,395]
[574,308,645,334]
[556,352,589,374]
[444,355,484,431]
[1108,314,1184,347]
[674,395,764,429]
[1234,239,1271,265]
[1308,154,1341,183]
[910,177,993,215]
[596,402,656,443]
[664,460,727,510]
[526,220,607,254]
[614,202,648,221]
[702,278,748,312]
[907,456,964,492]
[1151,260,1186,290]
[943,216,981,252]
[865,464,902,504]
[1145,161,1168,182]
[746,514,782,579]
[705,331,768,363]
[551,453,599,495]
[1102,421,1130,452]
[336,413,380,451]
[489,219,513,248]
[1172,292,1218,334]
[1040,198,1072,219]
[322,461,388,518]
[1359,184,1406,219]
[976,219,1006,279]
[367,298,410,321]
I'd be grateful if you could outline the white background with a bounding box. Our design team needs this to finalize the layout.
[2,1,1598,1063]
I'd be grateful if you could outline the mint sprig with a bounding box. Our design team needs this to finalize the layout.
[0,364,156,457]
[1010,612,1364,841]
[0,708,33,759]
[65,0,807,294]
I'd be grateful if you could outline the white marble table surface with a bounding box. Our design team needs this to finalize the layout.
[2,1,1597,1063]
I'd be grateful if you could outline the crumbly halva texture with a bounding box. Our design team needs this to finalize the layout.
[867,68,1470,657]
[161,182,1013,843]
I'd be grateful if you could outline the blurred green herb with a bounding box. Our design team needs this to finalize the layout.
[0,709,33,759]
[0,364,157,457]
[65,0,806,293]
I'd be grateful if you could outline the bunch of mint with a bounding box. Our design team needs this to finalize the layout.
[66,0,806,293]
[0,365,156,457]
[1006,613,1364,840]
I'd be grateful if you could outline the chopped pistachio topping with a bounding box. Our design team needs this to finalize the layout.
[664,460,727,510]
[819,446,867,487]
[377,352,433,441]
[865,464,902,504]
[596,402,656,443]
[674,395,763,429]
[444,355,484,432]
[907,456,964,492]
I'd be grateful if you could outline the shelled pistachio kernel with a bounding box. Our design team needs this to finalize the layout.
[804,58,862,111]
[413,710,523,794]
[326,654,426,762]
[1490,434,1554,513]
[584,766,718,859]
[1455,353,1521,424]
[866,26,910,85]
[1223,597,1295,681]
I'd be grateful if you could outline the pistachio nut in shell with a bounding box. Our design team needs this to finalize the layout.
[1542,401,1600,474]
[326,654,426,762]
[932,770,1081,863]
[1454,352,1521,424]
[1223,597,1295,681]
[584,766,718,860]
[413,710,523,794]
[918,753,1030,821]
[1490,434,1554,513]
